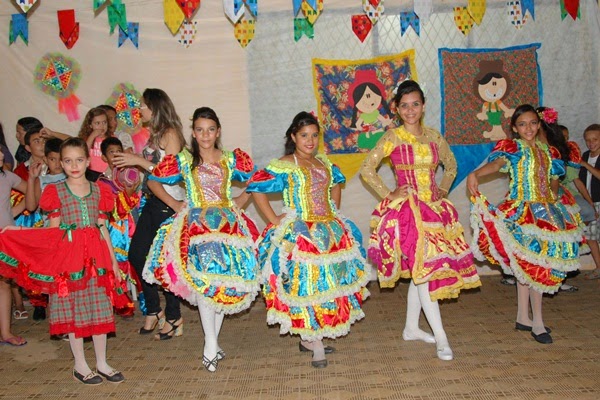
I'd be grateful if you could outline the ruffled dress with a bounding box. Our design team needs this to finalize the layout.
[361,127,480,300]
[0,182,124,337]
[470,139,583,294]
[247,155,370,341]
[143,149,260,314]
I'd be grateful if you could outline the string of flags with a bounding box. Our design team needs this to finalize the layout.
[223,0,259,48]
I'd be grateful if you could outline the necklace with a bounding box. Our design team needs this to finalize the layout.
[293,153,322,168]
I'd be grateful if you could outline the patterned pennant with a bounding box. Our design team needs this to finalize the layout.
[292,0,302,16]
[507,1,528,29]
[414,0,433,22]
[224,0,245,23]
[234,18,255,48]
[108,0,128,34]
[244,0,258,17]
[118,22,139,48]
[521,0,535,20]
[561,0,580,20]
[467,0,486,25]
[362,0,384,24]
[301,0,323,25]
[57,10,79,50]
[305,0,318,10]
[178,20,197,47]
[93,0,108,11]
[399,11,420,36]
[351,14,372,42]
[9,13,28,45]
[454,7,474,35]
[177,0,200,20]
[15,0,38,14]
[293,17,314,42]
[164,0,185,34]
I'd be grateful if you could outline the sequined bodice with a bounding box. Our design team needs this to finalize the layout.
[306,167,331,217]
[390,139,441,202]
[194,162,226,205]
[505,143,555,202]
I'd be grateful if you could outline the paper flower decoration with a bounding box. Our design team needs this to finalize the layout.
[105,83,143,134]
[33,52,81,121]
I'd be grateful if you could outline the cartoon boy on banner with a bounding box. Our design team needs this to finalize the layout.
[313,50,416,179]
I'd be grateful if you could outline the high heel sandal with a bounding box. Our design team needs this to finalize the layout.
[139,311,165,335]
[154,318,183,340]
[202,355,219,372]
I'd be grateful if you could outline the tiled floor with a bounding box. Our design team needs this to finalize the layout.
[2,276,599,399]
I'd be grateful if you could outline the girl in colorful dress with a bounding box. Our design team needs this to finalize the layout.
[247,111,370,369]
[0,137,125,384]
[143,107,260,372]
[111,88,185,340]
[468,104,582,345]
[360,80,480,361]
[78,107,111,180]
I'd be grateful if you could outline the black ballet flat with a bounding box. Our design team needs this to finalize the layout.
[515,322,552,334]
[311,359,328,368]
[531,331,553,344]
[299,342,335,354]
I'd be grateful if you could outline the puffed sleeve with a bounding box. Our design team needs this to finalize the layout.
[429,128,457,194]
[231,148,256,182]
[246,163,285,194]
[39,184,61,218]
[359,129,397,199]
[567,142,582,167]
[489,139,520,173]
[549,146,566,179]
[148,153,183,184]
[98,182,116,220]
[331,163,346,185]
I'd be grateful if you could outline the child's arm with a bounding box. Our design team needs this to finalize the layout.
[147,180,184,213]
[252,192,285,225]
[466,158,505,196]
[574,177,596,212]
[233,191,251,209]
[581,160,600,180]
[40,127,70,141]
[331,184,341,209]
[98,220,121,282]
[25,162,43,212]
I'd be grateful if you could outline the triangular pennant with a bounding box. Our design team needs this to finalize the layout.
[399,11,420,36]
[293,17,314,42]
[301,0,323,25]
[9,13,28,45]
[178,20,198,47]
[507,1,528,29]
[224,0,245,23]
[305,0,318,10]
[414,0,433,22]
[351,14,372,42]
[362,0,384,24]
[467,0,486,25]
[454,7,474,35]
[164,0,186,34]
[176,0,201,20]
[57,10,80,49]
[244,0,258,17]
[15,0,38,14]
[233,18,255,48]
[561,0,580,20]
[521,0,535,20]
[107,0,128,34]
[118,22,139,48]
[93,0,108,12]
[292,0,302,16]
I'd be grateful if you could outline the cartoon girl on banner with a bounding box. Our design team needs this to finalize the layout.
[348,70,393,150]
[474,60,515,141]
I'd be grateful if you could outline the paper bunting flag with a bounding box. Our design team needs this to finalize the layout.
[93,0,108,11]
[507,1,528,29]
[362,0,384,24]
[57,10,79,50]
[14,0,38,14]
[165,0,186,34]
[414,0,433,22]
[106,83,143,134]
[561,0,580,20]
[292,0,302,16]
[108,0,128,34]
[9,13,28,45]
[454,7,474,35]
[223,0,245,23]
[33,53,82,121]
[467,0,486,25]
[400,11,420,36]
[301,0,323,25]
[177,0,201,20]
[521,0,535,20]
[351,14,372,42]
[118,22,139,48]
[294,17,314,41]
[178,21,197,47]
[234,18,255,48]
[244,0,258,17]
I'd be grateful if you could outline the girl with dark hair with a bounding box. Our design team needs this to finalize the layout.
[248,111,370,369]
[0,123,15,170]
[468,104,582,344]
[143,106,259,372]
[361,80,480,361]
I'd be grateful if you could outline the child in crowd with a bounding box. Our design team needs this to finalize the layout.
[0,148,28,345]
[143,107,259,372]
[98,137,140,318]
[0,123,15,170]
[78,107,111,180]
[13,117,42,165]
[0,137,125,384]
[579,123,600,280]
[97,105,135,153]
[468,104,582,344]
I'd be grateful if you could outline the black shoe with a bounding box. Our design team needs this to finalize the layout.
[72,370,103,385]
[531,331,553,344]
[311,359,328,368]
[515,322,552,334]
[299,342,336,354]
[96,369,125,383]
[33,306,46,321]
